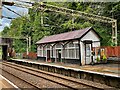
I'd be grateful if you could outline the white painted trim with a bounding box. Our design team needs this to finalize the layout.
[41,47,43,57]
[55,45,57,62]
[74,47,76,59]
[46,47,47,62]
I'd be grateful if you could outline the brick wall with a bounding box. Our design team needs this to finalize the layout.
[23,52,37,59]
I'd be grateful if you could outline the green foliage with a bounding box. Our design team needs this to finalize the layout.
[13,39,27,53]
[102,55,107,61]
[96,56,100,62]
[102,2,120,45]
[1,2,120,53]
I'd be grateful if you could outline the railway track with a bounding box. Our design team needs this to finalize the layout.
[2,70,39,89]
[1,61,114,90]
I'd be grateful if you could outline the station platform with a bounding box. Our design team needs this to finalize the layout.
[8,59,120,77]
[11,59,120,76]
[0,75,19,89]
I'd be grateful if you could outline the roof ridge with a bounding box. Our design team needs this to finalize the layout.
[43,27,92,38]
[36,27,93,44]
[74,27,92,38]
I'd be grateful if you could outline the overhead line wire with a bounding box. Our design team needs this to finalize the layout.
[3,5,23,17]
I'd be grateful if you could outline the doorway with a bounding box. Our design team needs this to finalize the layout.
[2,45,8,60]
[85,44,91,64]
[0,46,2,60]
[56,49,61,62]
[47,50,50,62]
[83,40,93,65]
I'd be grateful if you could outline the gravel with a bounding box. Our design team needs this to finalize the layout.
[2,65,68,89]
[2,70,36,89]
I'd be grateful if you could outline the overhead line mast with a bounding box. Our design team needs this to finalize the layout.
[39,3,117,46]
[2,1,117,46]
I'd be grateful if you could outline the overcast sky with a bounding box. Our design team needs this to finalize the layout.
[0,0,29,32]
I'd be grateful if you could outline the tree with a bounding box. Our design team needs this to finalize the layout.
[2,2,120,53]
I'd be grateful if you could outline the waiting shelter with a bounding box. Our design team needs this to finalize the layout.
[36,27,101,65]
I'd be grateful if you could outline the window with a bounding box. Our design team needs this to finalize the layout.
[56,43,62,49]
[86,44,90,57]
[43,46,46,57]
[64,49,68,58]
[69,42,74,47]
[50,49,52,58]
[37,45,43,56]
[47,45,50,49]
[53,47,56,58]
[69,49,75,58]
[76,48,79,59]
[63,42,80,59]
[75,43,79,48]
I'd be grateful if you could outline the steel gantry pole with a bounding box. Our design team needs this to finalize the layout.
[40,2,44,26]
[112,20,117,46]
[38,3,117,46]
[29,36,31,52]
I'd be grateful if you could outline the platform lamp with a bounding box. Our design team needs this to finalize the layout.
[26,36,29,58]
[26,36,31,59]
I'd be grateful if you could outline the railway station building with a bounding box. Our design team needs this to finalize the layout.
[36,27,101,65]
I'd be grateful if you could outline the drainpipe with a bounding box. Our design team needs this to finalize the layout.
[51,46,53,62]
[85,43,86,65]
[78,40,82,66]
[91,42,94,65]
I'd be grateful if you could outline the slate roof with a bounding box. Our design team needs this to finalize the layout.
[36,27,100,44]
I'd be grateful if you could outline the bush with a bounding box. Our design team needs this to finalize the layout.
[102,55,107,61]
[96,56,100,62]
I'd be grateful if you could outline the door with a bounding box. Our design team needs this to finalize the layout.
[58,50,61,62]
[2,45,8,60]
[56,49,61,62]
[0,46,2,60]
[47,50,50,62]
[85,44,91,64]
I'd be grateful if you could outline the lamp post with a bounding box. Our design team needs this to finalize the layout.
[26,37,29,58]
[26,36,31,58]
[29,36,31,52]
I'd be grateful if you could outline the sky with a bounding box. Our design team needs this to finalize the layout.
[0,0,29,32]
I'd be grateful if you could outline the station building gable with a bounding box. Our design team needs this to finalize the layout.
[36,27,101,65]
